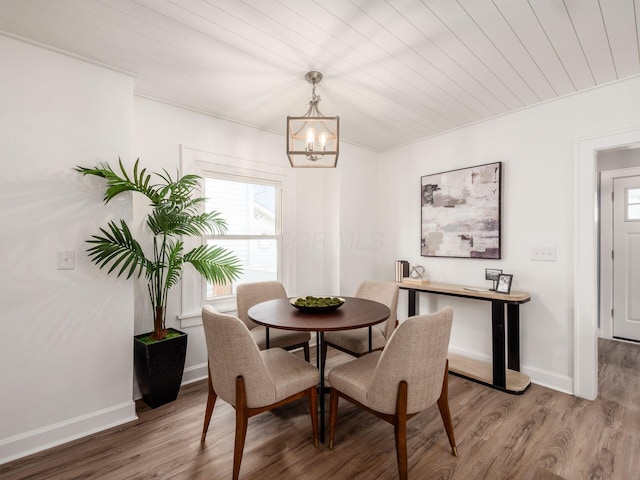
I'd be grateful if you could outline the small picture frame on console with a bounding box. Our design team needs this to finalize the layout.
[495,274,513,294]
[485,268,502,291]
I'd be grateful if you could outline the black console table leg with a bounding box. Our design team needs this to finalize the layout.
[491,301,506,389]
[408,289,417,317]
[507,304,520,371]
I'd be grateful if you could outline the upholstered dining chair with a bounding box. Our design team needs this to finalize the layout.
[200,305,319,480]
[321,280,399,366]
[328,307,456,480]
[237,281,311,361]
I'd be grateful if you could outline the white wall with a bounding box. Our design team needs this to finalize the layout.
[0,37,136,462]
[378,76,640,393]
[337,145,384,296]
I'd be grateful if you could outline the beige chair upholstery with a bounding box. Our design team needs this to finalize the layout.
[322,281,399,363]
[237,281,311,361]
[328,307,456,480]
[200,305,319,480]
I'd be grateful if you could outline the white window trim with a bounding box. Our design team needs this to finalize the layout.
[179,145,296,328]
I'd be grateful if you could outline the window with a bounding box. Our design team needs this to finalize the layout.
[179,146,294,323]
[204,175,281,299]
[627,187,640,221]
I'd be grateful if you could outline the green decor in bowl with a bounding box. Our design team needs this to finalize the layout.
[290,296,345,312]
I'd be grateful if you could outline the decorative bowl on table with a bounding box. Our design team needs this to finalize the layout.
[290,296,345,312]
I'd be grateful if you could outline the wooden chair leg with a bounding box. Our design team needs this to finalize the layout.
[395,381,409,480]
[303,342,310,362]
[201,366,217,442]
[233,376,249,480]
[437,361,458,457]
[308,386,319,448]
[328,387,339,449]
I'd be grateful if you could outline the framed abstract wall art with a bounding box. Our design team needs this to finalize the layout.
[421,162,501,259]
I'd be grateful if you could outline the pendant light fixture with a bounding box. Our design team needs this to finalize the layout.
[287,71,339,168]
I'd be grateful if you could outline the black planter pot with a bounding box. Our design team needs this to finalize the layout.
[134,328,188,409]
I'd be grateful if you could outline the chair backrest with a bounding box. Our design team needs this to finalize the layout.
[202,305,276,408]
[355,280,399,339]
[236,281,288,330]
[366,307,453,415]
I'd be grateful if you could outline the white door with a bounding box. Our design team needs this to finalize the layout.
[613,176,640,341]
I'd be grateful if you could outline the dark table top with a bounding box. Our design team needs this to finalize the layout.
[248,297,391,332]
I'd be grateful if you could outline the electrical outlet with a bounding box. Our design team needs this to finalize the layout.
[57,250,75,270]
[530,246,556,261]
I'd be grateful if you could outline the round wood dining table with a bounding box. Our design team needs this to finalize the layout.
[248,296,391,443]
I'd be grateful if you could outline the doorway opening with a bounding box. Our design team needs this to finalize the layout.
[598,152,640,343]
[575,128,640,401]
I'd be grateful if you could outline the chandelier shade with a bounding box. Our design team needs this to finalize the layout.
[287,71,339,168]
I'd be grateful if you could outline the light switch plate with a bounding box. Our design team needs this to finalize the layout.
[530,246,556,261]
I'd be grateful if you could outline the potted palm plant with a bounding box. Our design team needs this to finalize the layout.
[76,159,242,408]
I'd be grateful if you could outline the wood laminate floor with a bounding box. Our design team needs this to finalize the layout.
[1,338,639,480]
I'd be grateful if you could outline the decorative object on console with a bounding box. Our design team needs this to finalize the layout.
[403,265,429,284]
[287,71,339,168]
[395,260,410,282]
[496,274,513,294]
[421,162,501,259]
[485,268,503,291]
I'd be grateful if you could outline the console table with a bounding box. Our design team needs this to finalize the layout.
[398,281,531,394]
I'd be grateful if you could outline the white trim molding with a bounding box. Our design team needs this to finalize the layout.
[0,401,137,465]
[447,346,573,394]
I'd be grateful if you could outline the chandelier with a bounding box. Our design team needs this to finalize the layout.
[286,71,339,168]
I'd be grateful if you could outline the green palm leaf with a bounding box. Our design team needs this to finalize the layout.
[75,158,160,204]
[163,240,184,291]
[183,244,242,284]
[156,170,202,208]
[86,220,147,279]
[147,208,228,237]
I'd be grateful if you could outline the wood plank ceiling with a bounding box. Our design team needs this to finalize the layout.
[0,0,638,152]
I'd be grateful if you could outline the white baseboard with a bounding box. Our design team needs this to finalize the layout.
[5,362,215,465]
[448,346,574,395]
[181,362,208,386]
[0,401,137,465]
[522,364,573,395]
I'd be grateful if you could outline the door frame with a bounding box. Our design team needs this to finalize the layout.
[599,167,640,340]
[575,127,640,400]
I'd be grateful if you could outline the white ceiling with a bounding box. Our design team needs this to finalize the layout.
[1,0,639,152]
